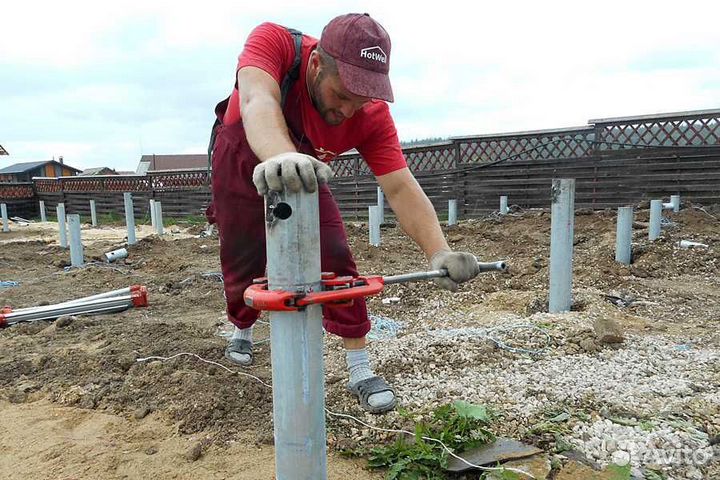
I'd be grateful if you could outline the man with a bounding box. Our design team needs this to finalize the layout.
[208,13,480,414]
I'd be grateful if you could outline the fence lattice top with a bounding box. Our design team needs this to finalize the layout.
[0,183,34,199]
[332,109,719,177]
[592,113,719,149]
[32,170,209,193]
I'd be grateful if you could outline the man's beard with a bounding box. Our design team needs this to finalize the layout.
[309,71,344,126]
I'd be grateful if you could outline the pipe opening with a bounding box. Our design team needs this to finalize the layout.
[273,202,292,220]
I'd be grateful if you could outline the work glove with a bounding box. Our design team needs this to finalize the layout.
[252,152,333,195]
[429,250,480,292]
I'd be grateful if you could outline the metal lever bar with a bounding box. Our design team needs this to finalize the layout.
[383,260,507,285]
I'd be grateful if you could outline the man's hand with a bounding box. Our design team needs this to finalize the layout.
[429,250,480,292]
[252,152,333,195]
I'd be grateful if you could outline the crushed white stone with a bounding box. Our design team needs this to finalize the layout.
[323,311,720,479]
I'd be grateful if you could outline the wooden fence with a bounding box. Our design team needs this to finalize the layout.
[31,170,211,220]
[332,109,720,217]
[1,109,718,220]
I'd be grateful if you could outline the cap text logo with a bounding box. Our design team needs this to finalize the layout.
[360,46,387,64]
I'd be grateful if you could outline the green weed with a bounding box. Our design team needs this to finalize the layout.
[605,463,632,480]
[365,401,496,479]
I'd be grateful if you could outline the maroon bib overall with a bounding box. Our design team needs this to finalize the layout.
[207,116,371,338]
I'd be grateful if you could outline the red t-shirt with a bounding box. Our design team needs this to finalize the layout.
[223,22,407,177]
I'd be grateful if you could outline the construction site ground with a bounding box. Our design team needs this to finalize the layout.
[1,204,719,480]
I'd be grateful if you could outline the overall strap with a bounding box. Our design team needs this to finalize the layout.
[206,97,229,182]
[280,28,303,108]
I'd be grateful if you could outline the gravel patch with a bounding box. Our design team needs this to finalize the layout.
[370,315,719,418]
[570,418,715,479]
[322,308,720,479]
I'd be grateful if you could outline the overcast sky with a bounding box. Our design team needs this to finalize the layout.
[2,0,719,172]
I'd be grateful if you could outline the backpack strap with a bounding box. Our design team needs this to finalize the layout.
[207,27,304,182]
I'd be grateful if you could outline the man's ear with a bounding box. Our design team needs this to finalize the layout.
[308,50,321,74]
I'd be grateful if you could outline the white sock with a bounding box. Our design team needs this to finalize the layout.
[228,326,253,364]
[231,326,253,342]
[346,348,394,409]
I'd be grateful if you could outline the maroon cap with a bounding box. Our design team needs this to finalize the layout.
[319,13,394,102]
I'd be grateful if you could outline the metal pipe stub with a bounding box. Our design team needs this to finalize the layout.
[264,189,327,479]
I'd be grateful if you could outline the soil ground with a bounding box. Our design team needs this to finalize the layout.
[1,203,719,479]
